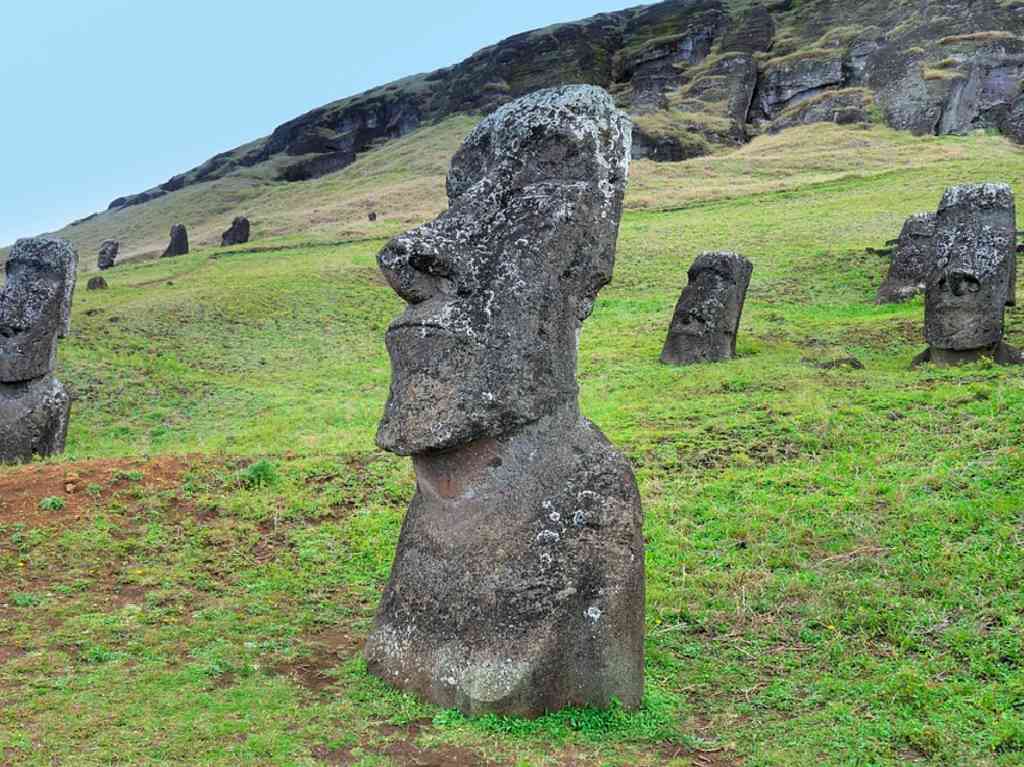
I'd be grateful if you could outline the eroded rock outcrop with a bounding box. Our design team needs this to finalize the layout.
[98,0,1024,223]
[0,237,77,463]
[221,217,250,247]
[87,276,108,291]
[660,251,753,365]
[914,183,1021,366]
[876,213,937,304]
[162,225,189,258]
[365,86,644,717]
[97,240,119,270]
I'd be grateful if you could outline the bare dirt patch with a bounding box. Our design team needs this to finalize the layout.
[0,456,195,528]
[381,740,497,766]
[270,628,364,693]
[0,646,25,665]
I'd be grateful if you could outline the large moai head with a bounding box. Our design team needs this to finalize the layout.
[0,237,78,383]
[375,85,632,455]
[925,183,1016,352]
[660,251,753,366]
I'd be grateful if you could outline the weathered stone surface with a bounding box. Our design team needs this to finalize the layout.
[87,277,108,291]
[221,217,251,247]
[752,53,845,121]
[876,213,937,304]
[660,251,753,365]
[366,85,644,717]
[919,183,1020,364]
[97,240,119,270]
[618,6,728,112]
[0,237,77,463]
[721,4,775,55]
[99,0,1024,212]
[771,88,873,133]
[0,237,78,383]
[0,376,70,464]
[162,225,189,258]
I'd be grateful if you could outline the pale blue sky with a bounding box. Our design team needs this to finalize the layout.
[1,0,623,246]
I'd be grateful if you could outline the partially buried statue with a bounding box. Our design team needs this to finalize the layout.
[660,251,753,366]
[914,183,1021,366]
[365,85,645,717]
[876,213,936,304]
[0,237,78,463]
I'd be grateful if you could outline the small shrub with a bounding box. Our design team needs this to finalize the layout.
[38,496,66,512]
[12,592,41,608]
[238,459,279,489]
[112,469,144,482]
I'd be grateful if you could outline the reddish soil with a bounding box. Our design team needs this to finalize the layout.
[270,628,364,693]
[0,456,195,528]
[0,646,25,665]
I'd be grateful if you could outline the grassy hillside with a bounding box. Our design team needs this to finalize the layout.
[35,116,479,269]
[2,125,1024,766]
[40,114,1000,272]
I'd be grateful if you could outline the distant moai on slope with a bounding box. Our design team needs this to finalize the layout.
[914,183,1021,366]
[97,240,119,270]
[0,237,78,463]
[660,251,753,365]
[162,224,189,257]
[221,217,250,246]
[365,86,645,717]
[876,213,936,304]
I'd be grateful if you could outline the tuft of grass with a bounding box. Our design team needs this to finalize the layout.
[38,496,66,512]
[940,31,1020,45]
[237,459,280,489]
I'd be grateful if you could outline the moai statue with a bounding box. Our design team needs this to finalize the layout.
[221,216,251,246]
[162,224,189,257]
[365,86,645,717]
[914,183,1022,366]
[0,237,78,463]
[876,213,936,304]
[660,251,753,365]
[97,240,119,271]
[368,211,378,223]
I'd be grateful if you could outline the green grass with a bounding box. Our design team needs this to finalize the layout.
[2,124,1024,765]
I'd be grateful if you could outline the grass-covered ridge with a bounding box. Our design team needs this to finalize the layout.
[2,125,1024,765]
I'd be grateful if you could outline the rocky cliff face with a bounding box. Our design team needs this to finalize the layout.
[104,0,1024,213]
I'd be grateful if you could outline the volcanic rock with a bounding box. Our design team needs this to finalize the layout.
[660,251,753,365]
[365,85,644,717]
[0,376,71,464]
[0,236,77,463]
[221,216,251,247]
[97,240,119,270]
[162,225,189,258]
[916,183,1020,365]
[0,237,78,383]
[877,213,937,304]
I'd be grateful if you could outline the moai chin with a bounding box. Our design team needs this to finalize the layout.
[660,251,753,366]
[365,86,645,718]
[915,183,1021,366]
[0,236,78,463]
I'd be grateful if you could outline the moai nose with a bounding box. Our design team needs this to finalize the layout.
[377,232,453,305]
[948,271,981,297]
